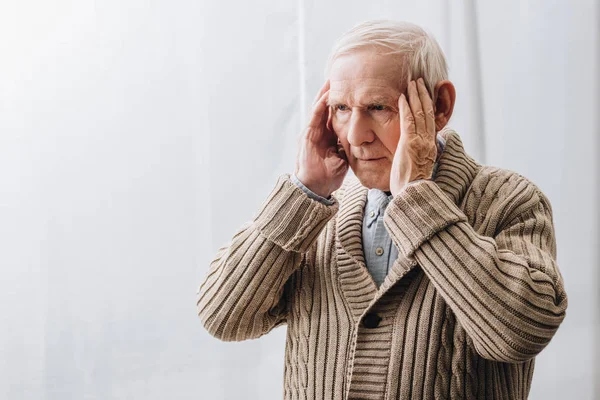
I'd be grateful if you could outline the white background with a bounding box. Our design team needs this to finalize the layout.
[1,0,598,399]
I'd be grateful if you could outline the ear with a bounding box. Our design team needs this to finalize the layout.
[433,80,456,131]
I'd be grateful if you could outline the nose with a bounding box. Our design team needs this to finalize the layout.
[346,109,376,147]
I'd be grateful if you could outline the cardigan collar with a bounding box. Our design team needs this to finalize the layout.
[334,128,482,321]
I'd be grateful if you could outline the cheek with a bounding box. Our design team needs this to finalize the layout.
[378,119,400,153]
[331,119,346,139]
[332,114,400,154]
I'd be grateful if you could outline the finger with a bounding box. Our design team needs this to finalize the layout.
[326,106,338,145]
[331,147,349,173]
[399,93,416,137]
[312,80,330,107]
[306,90,337,146]
[308,89,329,129]
[326,141,348,166]
[417,77,436,135]
[334,135,346,158]
[407,80,426,136]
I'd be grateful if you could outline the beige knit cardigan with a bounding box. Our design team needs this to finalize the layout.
[196,128,568,400]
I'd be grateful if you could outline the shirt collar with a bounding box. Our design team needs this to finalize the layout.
[365,189,393,227]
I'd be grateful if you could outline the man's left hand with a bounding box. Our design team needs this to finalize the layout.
[389,77,438,196]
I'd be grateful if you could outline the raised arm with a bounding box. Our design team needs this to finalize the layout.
[383,179,568,363]
[196,173,339,341]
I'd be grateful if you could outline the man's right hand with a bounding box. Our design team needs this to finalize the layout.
[294,80,349,199]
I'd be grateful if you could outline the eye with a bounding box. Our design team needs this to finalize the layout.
[336,104,349,111]
[369,104,386,111]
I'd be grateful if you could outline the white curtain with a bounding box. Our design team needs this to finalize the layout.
[0,0,597,399]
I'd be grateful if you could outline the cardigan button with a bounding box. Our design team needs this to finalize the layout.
[362,312,382,329]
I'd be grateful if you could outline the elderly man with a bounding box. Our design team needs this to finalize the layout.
[196,20,567,400]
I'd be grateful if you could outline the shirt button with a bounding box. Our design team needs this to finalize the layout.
[375,247,384,256]
[362,313,382,329]
[369,210,375,217]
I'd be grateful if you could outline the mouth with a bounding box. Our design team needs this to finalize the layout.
[359,157,385,161]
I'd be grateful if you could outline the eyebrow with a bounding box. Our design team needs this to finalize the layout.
[326,93,397,107]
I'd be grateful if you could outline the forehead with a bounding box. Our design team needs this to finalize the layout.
[328,50,405,103]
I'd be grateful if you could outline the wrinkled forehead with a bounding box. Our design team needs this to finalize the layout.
[328,79,401,106]
[328,50,406,103]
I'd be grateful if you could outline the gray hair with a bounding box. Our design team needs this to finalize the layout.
[324,20,448,97]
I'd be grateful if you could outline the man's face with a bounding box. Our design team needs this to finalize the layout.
[328,49,405,191]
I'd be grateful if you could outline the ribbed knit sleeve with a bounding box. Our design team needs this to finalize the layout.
[196,173,339,341]
[383,179,568,363]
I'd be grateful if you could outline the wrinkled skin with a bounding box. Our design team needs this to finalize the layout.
[295,48,456,197]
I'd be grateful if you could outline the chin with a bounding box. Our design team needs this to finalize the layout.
[349,158,391,189]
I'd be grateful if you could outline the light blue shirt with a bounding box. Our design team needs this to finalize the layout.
[291,134,446,287]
